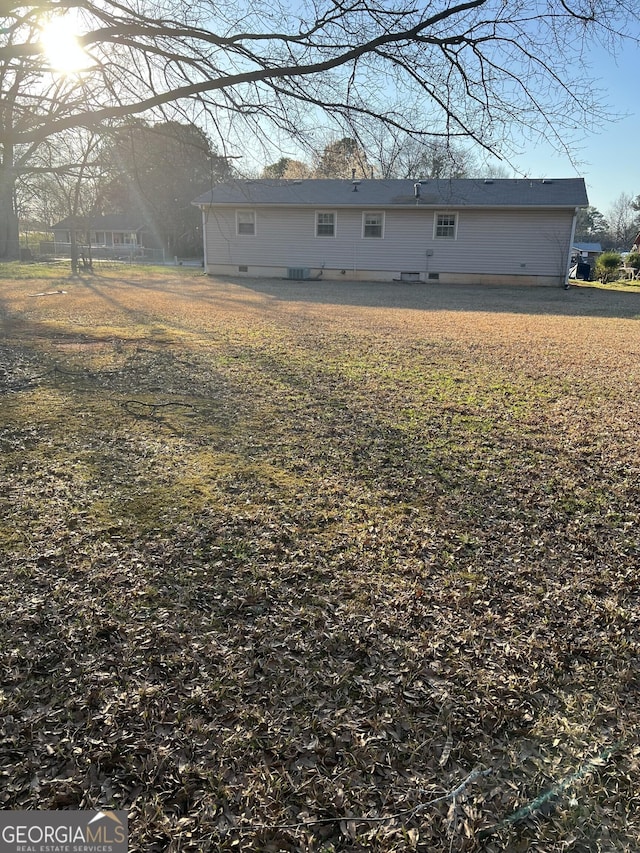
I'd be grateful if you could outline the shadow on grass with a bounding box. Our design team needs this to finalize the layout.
[1,265,638,850]
[1,308,637,851]
[214,276,640,319]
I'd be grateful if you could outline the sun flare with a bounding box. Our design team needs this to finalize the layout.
[40,16,90,74]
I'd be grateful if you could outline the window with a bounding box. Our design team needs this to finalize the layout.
[316,211,336,237]
[236,210,256,235]
[434,212,457,239]
[363,212,384,238]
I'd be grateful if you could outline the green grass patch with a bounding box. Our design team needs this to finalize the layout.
[0,259,75,279]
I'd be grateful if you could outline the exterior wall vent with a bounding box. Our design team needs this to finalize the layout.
[428,272,440,280]
[287,267,310,280]
[238,265,248,272]
[400,271,421,282]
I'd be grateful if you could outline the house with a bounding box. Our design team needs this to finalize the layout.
[193,177,589,286]
[571,241,602,265]
[51,214,159,252]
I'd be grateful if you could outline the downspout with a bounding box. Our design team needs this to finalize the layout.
[565,207,579,288]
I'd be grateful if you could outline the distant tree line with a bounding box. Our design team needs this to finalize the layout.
[261,136,509,181]
[575,195,640,252]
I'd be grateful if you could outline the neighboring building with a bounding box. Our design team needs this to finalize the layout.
[572,241,602,264]
[51,214,160,252]
[570,241,602,281]
[193,178,589,286]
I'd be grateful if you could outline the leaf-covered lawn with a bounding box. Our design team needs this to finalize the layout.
[1,267,639,852]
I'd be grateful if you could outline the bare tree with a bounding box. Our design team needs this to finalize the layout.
[24,130,106,216]
[1,0,638,257]
[607,192,640,250]
[370,136,476,179]
[262,157,313,179]
[313,137,372,179]
[31,130,110,271]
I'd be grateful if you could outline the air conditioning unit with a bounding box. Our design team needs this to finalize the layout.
[287,267,310,280]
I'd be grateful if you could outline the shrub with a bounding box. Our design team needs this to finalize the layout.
[595,251,622,283]
[626,252,640,271]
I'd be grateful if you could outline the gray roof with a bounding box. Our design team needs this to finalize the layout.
[52,214,147,231]
[193,178,588,209]
[572,242,602,253]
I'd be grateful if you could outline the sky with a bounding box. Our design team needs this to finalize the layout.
[246,32,637,221]
[509,41,638,217]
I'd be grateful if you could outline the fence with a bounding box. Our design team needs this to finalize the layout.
[38,241,166,264]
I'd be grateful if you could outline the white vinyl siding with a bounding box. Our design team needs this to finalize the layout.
[236,210,256,235]
[316,211,336,237]
[362,211,384,238]
[203,206,574,278]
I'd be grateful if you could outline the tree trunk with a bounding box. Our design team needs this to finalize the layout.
[0,164,20,260]
[85,229,93,270]
[70,228,79,274]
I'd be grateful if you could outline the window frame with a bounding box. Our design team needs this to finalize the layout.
[236,209,256,236]
[362,211,385,239]
[433,211,458,240]
[315,210,337,238]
